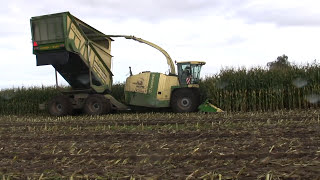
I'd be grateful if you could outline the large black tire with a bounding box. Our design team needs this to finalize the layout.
[171,89,200,113]
[48,95,73,116]
[83,95,111,115]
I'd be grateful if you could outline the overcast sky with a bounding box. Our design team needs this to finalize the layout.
[1,0,320,89]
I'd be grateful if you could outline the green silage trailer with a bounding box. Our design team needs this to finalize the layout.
[31,12,128,116]
[31,12,113,93]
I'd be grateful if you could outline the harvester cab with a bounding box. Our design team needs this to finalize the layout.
[177,61,206,86]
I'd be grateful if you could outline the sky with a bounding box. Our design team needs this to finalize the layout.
[1,0,320,89]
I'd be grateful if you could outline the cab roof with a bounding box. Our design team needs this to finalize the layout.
[176,61,206,65]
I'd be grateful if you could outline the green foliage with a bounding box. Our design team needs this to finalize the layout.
[111,83,125,103]
[0,86,59,115]
[267,54,291,70]
[200,62,320,112]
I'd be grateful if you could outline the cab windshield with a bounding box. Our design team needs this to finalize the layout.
[177,63,203,85]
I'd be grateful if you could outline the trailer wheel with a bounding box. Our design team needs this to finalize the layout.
[84,95,110,115]
[171,89,199,113]
[48,95,73,116]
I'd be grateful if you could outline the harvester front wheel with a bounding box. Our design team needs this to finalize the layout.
[171,89,199,113]
[84,95,110,115]
[48,95,73,116]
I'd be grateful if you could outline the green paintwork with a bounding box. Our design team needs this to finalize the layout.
[125,73,170,107]
[33,43,65,51]
[125,91,170,108]
[147,73,160,97]
[31,12,80,53]
[31,12,66,49]
[170,86,181,92]
[198,100,223,113]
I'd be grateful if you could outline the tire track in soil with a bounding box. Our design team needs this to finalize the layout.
[0,111,317,128]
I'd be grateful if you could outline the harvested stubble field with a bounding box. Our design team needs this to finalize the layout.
[0,110,319,179]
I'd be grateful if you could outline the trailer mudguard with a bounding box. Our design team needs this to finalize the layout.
[36,51,69,66]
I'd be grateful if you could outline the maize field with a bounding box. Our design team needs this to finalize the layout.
[200,63,320,112]
[1,63,320,115]
[0,110,319,179]
[0,86,59,115]
[0,86,124,115]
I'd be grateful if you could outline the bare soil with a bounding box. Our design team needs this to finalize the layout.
[0,110,319,179]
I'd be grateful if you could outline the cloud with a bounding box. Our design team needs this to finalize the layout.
[3,0,245,22]
[73,0,222,21]
[3,0,320,27]
[232,0,320,27]
[1,0,320,89]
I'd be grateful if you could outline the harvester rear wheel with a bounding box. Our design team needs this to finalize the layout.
[48,95,73,116]
[171,89,199,113]
[84,95,111,115]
